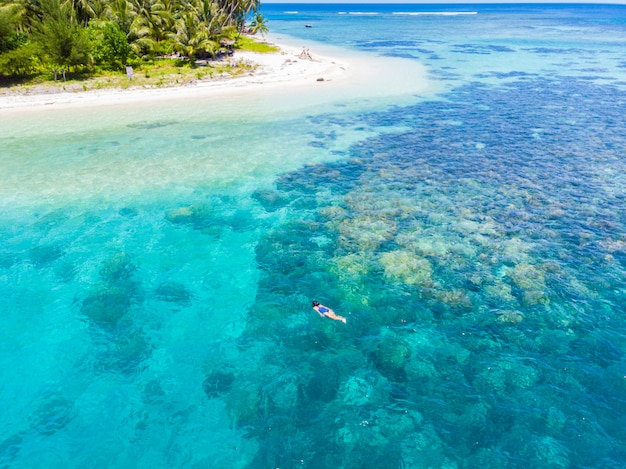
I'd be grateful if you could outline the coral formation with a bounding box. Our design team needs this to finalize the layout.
[371,334,411,381]
[80,287,135,326]
[154,281,193,305]
[379,250,433,287]
[496,310,524,324]
[165,204,216,231]
[203,368,236,399]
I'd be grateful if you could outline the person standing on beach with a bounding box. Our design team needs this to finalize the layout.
[312,301,346,323]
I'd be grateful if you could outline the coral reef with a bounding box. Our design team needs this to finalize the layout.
[222,77,626,465]
[379,250,433,287]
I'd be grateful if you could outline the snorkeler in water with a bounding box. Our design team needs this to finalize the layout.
[312,301,347,323]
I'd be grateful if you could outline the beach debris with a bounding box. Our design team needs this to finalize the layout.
[298,47,314,60]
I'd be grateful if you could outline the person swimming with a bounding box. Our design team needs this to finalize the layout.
[312,301,347,323]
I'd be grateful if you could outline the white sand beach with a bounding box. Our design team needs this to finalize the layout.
[0,38,433,114]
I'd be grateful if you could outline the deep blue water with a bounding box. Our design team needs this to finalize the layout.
[2,3,626,468]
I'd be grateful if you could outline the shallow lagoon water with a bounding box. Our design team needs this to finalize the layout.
[2,3,626,468]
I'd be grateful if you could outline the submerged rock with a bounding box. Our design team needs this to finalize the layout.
[506,362,539,389]
[112,332,151,373]
[29,244,64,267]
[229,209,256,232]
[484,280,517,305]
[225,380,261,426]
[267,375,299,414]
[165,204,214,229]
[434,288,473,310]
[508,263,545,290]
[252,189,293,212]
[522,289,550,306]
[31,394,74,436]
[80,287,136,326]
[300,361,341,403]
[338,376,374,407]
[155,281,193,305]
[0,433,23,466]
[375,407,423,440]
[100,253,136,282]
[330,253,371,282]
[496,310,524,324]
[400,424,447,468]
[508,263,549,305]
[338,217,396,252]
[203,368,236,399]
[522,435,570,468]
[371,335,411,382]
[118,207,138,217]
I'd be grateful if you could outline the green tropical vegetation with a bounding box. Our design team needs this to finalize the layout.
[0,0,270,85]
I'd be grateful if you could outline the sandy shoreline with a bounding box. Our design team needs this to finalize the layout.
[0,42,349,112]
[0,35,435,116]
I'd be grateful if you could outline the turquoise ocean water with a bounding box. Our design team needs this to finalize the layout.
[2,3,626,467]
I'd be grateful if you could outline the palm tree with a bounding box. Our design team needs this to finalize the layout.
[151,0,176,38]
[215,0,257,33]
[2,0,271,77]
[126,0,167,57]
[0,1,38,75]
[106,0,135,35]
[191,0,225,36]
[73,0,107,25]
[249,12,267,37]
[170,9,218,63]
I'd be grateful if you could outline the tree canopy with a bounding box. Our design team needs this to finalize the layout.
[0,0,267,78]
